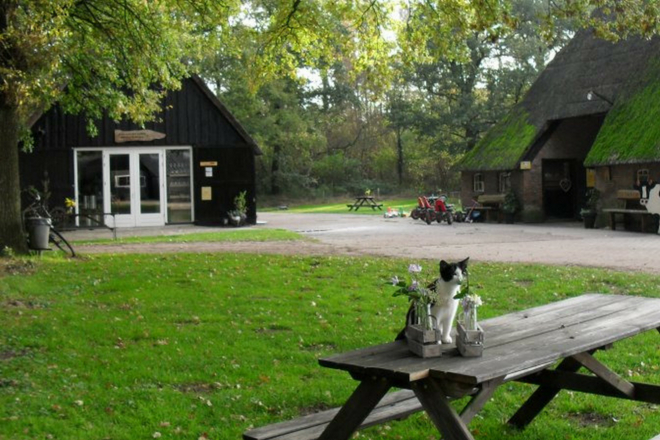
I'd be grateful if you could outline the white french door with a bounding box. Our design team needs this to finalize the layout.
[103,150,166,227]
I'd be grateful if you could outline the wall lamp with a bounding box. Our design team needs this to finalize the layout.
[586,90,614,106]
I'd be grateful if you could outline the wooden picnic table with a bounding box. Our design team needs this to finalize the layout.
[315,293,660,440]
[347,196,383,211]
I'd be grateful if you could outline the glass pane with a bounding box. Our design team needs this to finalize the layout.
[139,153,161,214]
[77,151,104,225]
[166,150,192,223]
[110,154,131,214]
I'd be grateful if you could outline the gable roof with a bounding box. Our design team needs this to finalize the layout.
[459,30,660,171]
[190,76,262,155]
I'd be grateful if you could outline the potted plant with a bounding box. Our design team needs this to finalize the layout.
[502,189,520,224]
[580,188,600,229]
[389,264,442,358]
[228,190,248,227]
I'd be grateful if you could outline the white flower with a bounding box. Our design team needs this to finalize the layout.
[408,264,422,274]
[462,293,483,309]
[390,275,400,286]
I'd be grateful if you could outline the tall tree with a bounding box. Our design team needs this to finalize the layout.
[0,0,394,253]
[0,0,228,253]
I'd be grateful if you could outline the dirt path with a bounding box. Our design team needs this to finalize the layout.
[73,212,660,274]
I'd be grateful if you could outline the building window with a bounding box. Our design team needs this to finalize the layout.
[637,169,650,184]
[473,173,485,193]
[499,172,511,193]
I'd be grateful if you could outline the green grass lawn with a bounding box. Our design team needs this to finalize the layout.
[260,198,419,215]
[1,254,660,439]
[75,228,306,246]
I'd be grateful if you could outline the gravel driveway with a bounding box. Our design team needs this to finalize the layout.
[72,212,660,275]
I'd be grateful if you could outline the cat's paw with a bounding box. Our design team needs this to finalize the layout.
[441,335,453,344]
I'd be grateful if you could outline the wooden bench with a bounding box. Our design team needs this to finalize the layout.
[475,194,505,222]
[602,208,655,232]
[602,189,657,233]
[243,390,422,440]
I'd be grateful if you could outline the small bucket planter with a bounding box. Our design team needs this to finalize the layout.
[405,324,443,358]
[26,217,51,251]
[456,321,484,357]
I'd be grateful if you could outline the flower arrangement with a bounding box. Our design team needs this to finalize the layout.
[461,293,483,331]
[453,275,483,331]
[389,263,438,330]
[65,197,76,214]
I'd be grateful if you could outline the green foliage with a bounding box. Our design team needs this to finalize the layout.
[502,189,521,214]
[2,255,660,439]
[580,188,601,216]
[585,59,660,166]
[233,191,248,215]
[459,106,537,171]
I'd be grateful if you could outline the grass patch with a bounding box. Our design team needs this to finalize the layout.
[1,255,660,439]
[76,228,306,245]
[260,198,419,215]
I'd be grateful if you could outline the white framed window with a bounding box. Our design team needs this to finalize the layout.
[499,172,511,193]
[473,173,485,192]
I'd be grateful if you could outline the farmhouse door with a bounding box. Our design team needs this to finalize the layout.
[104,150,166,227]
[542,159,583,219]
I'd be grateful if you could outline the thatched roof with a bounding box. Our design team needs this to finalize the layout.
[459,30,660,171]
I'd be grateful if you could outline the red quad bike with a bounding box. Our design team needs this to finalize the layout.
[410,196,453,225]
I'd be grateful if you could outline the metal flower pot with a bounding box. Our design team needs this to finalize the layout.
[26,217,51,250]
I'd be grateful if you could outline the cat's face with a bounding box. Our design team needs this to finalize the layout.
[439,258,469,285]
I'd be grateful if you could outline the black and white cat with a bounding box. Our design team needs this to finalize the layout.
[396,258,469,344]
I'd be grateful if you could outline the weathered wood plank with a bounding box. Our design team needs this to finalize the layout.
[516,371,660,404]
[508,356,585,429]
[319,294,643,383]
[363,295,660,384]
[571,352,635,397]
[460,377,504,424]
[243,390,420,440]
[412,378,475,440]
[441,298,660,384]
[317,377,391,440]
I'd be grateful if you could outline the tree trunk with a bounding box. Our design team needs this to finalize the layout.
[271,143,281,195]
[0,105,28,254]
[396,128,403,185]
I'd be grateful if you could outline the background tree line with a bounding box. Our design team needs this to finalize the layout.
[202,0,573,200]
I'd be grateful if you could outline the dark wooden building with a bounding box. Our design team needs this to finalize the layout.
[20,76,261,228]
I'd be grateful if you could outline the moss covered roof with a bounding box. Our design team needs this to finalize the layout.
[585,59,660,166]
[458,106,538,171]
[459,31,660,171]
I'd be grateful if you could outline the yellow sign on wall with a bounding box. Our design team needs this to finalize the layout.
[586,168,596,188]
[520,161,532,170]
[201,186,212,201]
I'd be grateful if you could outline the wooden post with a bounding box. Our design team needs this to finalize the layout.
[318,377,391,440]
[461,377,504,424]
[571,352,635,398]
[413,378,475,440]
[508,356,584,429]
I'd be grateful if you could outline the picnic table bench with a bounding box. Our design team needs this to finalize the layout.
[602,189,658,233]
[347,196,383,211]
[602,208,655,231]
[474,194,504,222]
[244,293,660,440]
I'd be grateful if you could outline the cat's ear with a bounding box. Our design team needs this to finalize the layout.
[439,260,449,270]
[458,257,469,270]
